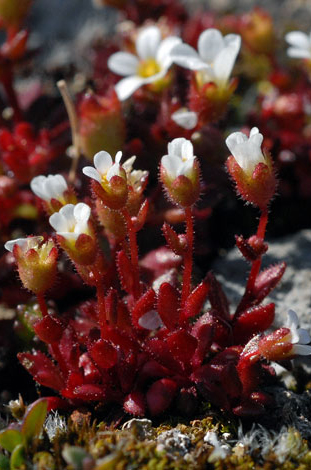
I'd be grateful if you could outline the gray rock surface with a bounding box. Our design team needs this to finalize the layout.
[212,230,311,330]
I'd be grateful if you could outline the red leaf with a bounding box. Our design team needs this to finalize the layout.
[117,250,135,295]
[33,315,64,343]
[146,379,177,415]
[157,283,179,330]
[131,288,156,328]
[182,278,210,320]
[233,303,275,343]
[206,272,230,320]
[18,351,65,391]
[69,384,108,401]
[191,312,215,367]
[162,223,186,255]
[166,330,197,366]
[123,391,145,416]
[89,339,118,369]
[147,338,184,374]
[105,288,118,325]
[132,199,149,232]
[253,262,286,303]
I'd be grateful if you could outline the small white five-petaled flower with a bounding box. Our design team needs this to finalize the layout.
[108,25,181,101]
[285,309,311,356]
[171,108,198,130]
[225,127,266,174]
[49,203,91,241]
[30,174,68,202]
[171,28,241,87]
[161,138,195,180]
[82,151,123,184]
[285,30,311,60]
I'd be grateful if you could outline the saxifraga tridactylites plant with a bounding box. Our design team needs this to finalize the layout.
[5,129,311,418]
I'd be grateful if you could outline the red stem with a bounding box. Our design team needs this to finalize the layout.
[96,280,107,332]
[235,209,268,317]
[181,206,194,309]
[122,209,141,299]
[2,72,22,122]
[37,293,48,317]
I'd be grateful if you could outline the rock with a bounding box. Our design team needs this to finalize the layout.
[212,230,311,330]
[121,418,153,439]
[156,429,191,458]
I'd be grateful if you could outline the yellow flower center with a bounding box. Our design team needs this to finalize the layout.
[137,58,161,78]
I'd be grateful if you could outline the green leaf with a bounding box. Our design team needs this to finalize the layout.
[0,430,22,453]
[10,444,25,470]
[0,454,10,470]
[62,446,90,470]
[21,398,48,446]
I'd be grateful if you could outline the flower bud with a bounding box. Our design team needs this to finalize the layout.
[226,127,276,210]
[83,150,128,210]
[4,236,57,294]
[49,203,97,265]
[258,310,311,360]
[160,138,200,207]
[78,91,126,161]
[239,8,275,55]
[30,174,77,215]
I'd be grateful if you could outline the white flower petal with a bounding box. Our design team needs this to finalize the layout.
[30,175,50,200]
[181,140,194,160]
[171,109,198,129]
[107,162,121,181]
[122,156,136,173]
[171,43,208,71]
[94,151,113,175]
[136,26,162,60]
[177,157,195,177]
[115,151,122,164]
[161,155,180,179]
[249,127,260,137]
[224,33,242,50]
[82,166,102,183]
[50,204,75,232]
[292,344,311,355]
[226,131,247,155]
[4,237,28,252]
[168,137,188,158]
[286,309,299,330]
[74,203,91,223]
[138,310,163,330]
[287,47,311,59]
[156,36,182,69]
[115,75,145,101]
[107,52,139,76]
[198,28,224,64]
[44,175,67,200]
[285,31,310,50]
[297,328,311,344]
[214,42,240,84]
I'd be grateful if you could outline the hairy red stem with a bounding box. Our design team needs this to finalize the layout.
[37,293,48,317]
[181,206,194,309]
[122,209,141,299]
[235,209,268,316]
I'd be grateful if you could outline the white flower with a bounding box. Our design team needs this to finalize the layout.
[225,127,266,174]
[161,137,195,179]
[108,25,181,101]
[4,236,43,253]
[30,175,68,202]
[171,108,198,130]
[285,31,311,59]
[49,203,91,241]
[285,309,311,356]
[171,28,241,87]
[82,151,123,184]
